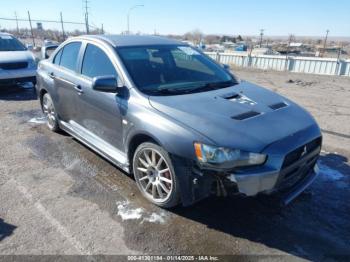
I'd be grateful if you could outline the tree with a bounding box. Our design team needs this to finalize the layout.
[184,29,203,44]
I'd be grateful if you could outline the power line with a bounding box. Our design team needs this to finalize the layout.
[0,16,86,25]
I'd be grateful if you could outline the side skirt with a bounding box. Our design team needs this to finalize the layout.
[59,120,130,173]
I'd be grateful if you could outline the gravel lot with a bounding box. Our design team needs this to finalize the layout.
[0,69,349,261]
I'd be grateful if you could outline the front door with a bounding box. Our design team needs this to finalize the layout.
[73,43,125,151]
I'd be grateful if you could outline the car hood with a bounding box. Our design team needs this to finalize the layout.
[0,51,34,63]
[149,81,319,153]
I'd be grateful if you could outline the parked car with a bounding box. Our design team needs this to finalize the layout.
[36,35,322,208]
[0,32,37,86]
[41,44,59,60]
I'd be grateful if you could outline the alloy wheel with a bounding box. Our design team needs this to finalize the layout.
[42,94,56,129]
[134,148,173,203]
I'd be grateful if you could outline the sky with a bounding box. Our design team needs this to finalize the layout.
[0,0,349,37]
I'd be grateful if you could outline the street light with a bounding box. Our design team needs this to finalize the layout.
[127,4,144,35]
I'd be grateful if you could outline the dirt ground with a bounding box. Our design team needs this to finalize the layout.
[0,69,349,261]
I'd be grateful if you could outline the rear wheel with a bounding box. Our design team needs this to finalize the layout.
[133,142,180,208]
[42,93,60,132]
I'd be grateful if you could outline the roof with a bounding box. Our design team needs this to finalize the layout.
[0,32,12,36]
[82,34,184,47]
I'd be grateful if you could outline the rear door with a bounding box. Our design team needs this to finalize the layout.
[73,42,124,151]
[51,42,82,122]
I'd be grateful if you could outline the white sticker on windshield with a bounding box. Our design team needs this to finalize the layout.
[178,46,200,56]
[0,35,13,40]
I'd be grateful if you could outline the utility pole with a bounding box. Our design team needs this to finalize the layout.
[83,0,89,34]
[27,11,35,47]
[101,23,104,34]
[259,29,264,48]
[285,34,294,71]
[60,12,66,41]
[322,29,329,57]
[127,4,144,34]
[14,12,19,35]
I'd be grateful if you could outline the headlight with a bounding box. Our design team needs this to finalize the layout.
[28,59,37,68]
[194,142,267,169]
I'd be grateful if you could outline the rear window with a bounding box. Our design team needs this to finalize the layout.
[59,42,81,71]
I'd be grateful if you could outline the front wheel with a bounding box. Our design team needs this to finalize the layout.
[133,142,181,208]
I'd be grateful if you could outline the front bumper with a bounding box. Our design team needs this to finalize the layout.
[228,142,321,200]
[0,68,37,84]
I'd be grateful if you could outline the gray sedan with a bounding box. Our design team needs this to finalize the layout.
[36,35,322,208]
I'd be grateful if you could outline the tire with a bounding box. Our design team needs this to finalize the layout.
[133,142,181,208]
[41,93,60,132]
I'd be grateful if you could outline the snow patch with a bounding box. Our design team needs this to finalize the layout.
[116,201,167,224]
[143,212,166,224]
[117,201,143,220]
[28,117,47,124]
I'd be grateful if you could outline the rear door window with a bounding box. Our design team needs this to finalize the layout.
[81,44,117,78]
[59,42,81,71]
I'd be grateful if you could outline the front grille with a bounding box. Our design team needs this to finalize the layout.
[282,137,322,169]
[277,137,322,190]
[0,62,28,70]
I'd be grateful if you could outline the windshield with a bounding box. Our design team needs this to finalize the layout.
[0,35,27,51]
[117,45,237,95]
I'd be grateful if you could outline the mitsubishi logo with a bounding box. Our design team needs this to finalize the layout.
[301,146,307,157]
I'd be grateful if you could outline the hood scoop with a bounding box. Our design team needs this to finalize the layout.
[221,92,241,100]
[221,92,257,106]
[232,111,261,120]
[269,102,288,110]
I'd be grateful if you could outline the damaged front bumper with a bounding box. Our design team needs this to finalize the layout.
[179,136,321,206]
[227,142,321,204]
[229,163,319,203]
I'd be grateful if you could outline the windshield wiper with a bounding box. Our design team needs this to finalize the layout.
[145,80,237,96]
[180,80,238,94]
[147,88,182,96]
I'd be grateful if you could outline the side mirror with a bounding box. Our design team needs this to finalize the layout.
[42,45,58,59]
[222,63,230,71]
[92,76,122,93]
[26,44,34,51]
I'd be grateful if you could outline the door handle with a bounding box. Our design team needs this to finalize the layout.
[49,72,55,79]
[73,84,84,94]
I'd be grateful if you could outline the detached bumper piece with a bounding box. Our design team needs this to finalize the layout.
[281,164,319,206]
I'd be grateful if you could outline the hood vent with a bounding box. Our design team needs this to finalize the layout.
[222,93,240,100]
[269,102,287,110]
[232,111,260,120]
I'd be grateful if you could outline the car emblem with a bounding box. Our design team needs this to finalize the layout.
[301,146,307,157]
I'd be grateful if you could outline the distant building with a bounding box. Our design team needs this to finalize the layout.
[37,23,43,30]
[289,42,304,48]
